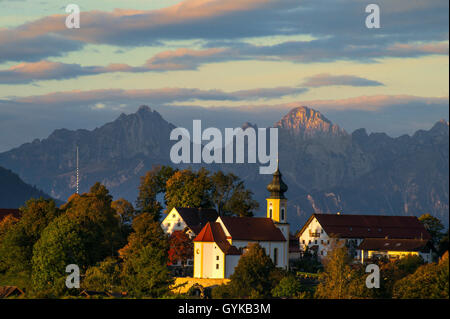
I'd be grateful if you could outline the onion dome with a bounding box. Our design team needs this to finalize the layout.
[267,164,288,199]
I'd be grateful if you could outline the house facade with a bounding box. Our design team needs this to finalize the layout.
[161,207,218,238]
[193,166,290,279]
[297,213,433,263]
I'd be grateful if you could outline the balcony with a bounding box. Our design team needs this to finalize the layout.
[309,231,320,238]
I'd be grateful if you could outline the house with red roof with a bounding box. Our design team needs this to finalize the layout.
[193,166,290,279]
[297,212,434,263]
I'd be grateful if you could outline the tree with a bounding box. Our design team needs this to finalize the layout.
[419,214,445,246]
[393,256,449,299]
[63,183,125,259]
[0,214,19,240]
[0,198,60,274]
[315,245,355,299]
[82,257,123,293]
[112,198,135,225]
[31,215,93,295]
[226,243,276,298]
[31,183,124,296]
[119,212,173,297]
[211,171,259,217]
[438,230,449,256]
[136,166,176,221]
[165,168,214,212]
[271,275,303,298]
[168,230,193,267]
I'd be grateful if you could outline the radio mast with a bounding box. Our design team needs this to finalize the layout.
[76,146,79,194]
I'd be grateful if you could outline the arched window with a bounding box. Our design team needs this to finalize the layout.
[269,208,272,219]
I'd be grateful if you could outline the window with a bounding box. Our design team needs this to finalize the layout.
[216,255,219,260]
[167,223,171,227]
[177,222,181,227]
[314,240,317,245]
[269,208,272,219]
[321,229,324,233]
[216,264,219,269]
[308,240,311,244]
[281,208,285,221]
[273,248,278,266]
[302,240,305,244]
[172,214,176,218]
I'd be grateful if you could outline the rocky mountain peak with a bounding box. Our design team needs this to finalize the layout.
[275,106,347,138]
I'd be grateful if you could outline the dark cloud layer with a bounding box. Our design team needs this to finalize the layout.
[0,0,447,63]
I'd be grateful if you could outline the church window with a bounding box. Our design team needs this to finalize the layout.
[216,264,219,270]
[281,208,285,221]
[269,208,272,219]
[273,248,278,266]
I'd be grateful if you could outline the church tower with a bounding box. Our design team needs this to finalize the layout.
[266,163,290,269]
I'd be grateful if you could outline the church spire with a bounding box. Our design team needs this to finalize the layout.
[266,162,288,199]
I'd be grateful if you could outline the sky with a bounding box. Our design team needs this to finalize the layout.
[0,0,448,152]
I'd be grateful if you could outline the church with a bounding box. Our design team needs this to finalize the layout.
[193,166,290,279]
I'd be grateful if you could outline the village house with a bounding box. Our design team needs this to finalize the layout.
[161,207,219,238]
[161,207,218,267]
[193,166,290,279]
[297,213,434,263]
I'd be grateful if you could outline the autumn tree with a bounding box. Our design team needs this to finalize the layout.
[315,245,355,299]
[112,198,135,225]
[168,230,193,267]
[64,183,125,258]
[392,256,449,299]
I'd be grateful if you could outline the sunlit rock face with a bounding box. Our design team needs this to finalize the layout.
[275,106,347,139]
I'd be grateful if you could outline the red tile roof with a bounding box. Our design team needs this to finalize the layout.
[194,222,240,255]
[358,238,431,252]
[220,216,287,242]
[0,208,21,222]
[300,213,431,240]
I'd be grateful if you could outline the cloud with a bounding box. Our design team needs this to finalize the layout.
[11,86,308,106]
[302,74,384,87]
[0,0,447,63]
[0,48,234,84]
[1,37,448,84]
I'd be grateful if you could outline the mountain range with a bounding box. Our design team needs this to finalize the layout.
[0,105,448,230]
